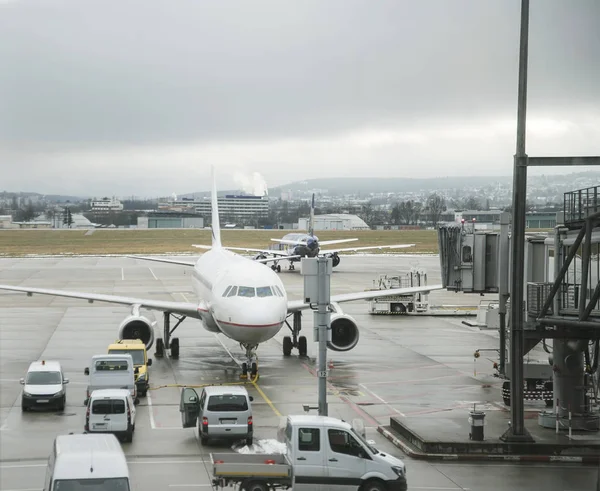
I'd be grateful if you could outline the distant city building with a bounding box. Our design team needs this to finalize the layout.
[298,214,370,231]
[158,195,269,223]
[90,197,124,213]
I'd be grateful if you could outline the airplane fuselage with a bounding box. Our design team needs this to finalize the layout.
[192,247,288,345]
[278,233,320,262]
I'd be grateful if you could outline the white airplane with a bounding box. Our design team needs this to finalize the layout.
[0,169,442,379]
[196,193,416,272]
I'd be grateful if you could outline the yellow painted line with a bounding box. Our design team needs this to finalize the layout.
[251,380,281,417]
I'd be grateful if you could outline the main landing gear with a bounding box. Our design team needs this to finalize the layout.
[270,263,282,273]
[155,312,186,359]
[283,312,307,357]
[240,344,259,380]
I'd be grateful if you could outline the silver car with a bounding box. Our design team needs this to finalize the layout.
[180,385,254,446]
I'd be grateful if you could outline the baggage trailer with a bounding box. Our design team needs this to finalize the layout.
[210,452,292,490]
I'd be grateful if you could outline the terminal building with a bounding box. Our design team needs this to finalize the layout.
[440,209,557,229]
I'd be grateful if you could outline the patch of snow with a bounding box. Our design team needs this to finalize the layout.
[232,438,287,455]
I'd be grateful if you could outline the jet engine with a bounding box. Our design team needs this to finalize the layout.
[118,315,156,350]
[327,313,359,352]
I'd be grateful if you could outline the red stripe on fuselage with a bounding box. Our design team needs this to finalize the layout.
[217,320,282,328]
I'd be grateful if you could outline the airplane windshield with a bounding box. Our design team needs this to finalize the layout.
[237,286,255,298]
[256,286,273,297]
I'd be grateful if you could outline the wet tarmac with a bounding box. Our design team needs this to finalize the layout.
[1,254,598,490]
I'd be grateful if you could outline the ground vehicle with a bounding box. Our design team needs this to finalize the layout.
[84,354,137,405]
[107,339,152,397]
[85,389,137,443]
[44,433,130,491]
[21,360,69,412]
[207,415,407,491]
[180,385,254,446]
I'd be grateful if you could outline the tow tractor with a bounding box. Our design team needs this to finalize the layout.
[366,269,478,316]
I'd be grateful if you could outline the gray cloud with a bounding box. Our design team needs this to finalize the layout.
[0,0,598,195]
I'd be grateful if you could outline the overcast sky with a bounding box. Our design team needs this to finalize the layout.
[1,0,598,197]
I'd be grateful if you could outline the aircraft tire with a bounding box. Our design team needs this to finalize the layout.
[298,336,307,357]
[283,336,293,356]
[251,362,258,378]
[276,265,281,273]
[155,338,164,358]
[170,338,180,359]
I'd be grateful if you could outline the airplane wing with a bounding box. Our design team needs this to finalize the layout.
[319,244,416,254]
[126,256,197,267]
[317,238,359,246]
[270,238,305,246]
[254,255,302,264]
[192,244,290,257]
[0,284,203,318]
[286,284,442,313]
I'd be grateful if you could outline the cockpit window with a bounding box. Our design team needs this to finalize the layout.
[227,286,238,297]
[256,286,273,297]
[237,286,255,298]
[274,285,285,297]
[222,285,233,297]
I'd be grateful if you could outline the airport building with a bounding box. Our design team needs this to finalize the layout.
[298,213,370,231]
[159,195,269,223]
[137,213,204,229]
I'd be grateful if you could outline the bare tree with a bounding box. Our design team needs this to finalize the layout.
[426,193,446,227]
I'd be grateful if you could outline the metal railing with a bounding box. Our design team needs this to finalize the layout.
[564,185,599,225]
[527,282,600,318]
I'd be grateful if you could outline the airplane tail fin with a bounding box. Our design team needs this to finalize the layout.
[308,193,315,236]
[210,166,222,249]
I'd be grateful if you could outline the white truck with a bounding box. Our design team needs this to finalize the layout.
[203,414,407,491]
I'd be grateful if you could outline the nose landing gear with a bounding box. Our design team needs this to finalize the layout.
[240,344,259,381]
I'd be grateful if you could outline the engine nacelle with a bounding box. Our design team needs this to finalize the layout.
[118,315,156,350]
[327,313,360,352]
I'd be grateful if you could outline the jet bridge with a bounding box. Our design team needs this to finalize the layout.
[438,185,600,431]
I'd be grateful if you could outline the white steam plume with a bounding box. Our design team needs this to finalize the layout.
[233,171,269,196]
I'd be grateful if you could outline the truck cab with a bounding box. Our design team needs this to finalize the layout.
[107,339,152,397]
[282,414,407,491]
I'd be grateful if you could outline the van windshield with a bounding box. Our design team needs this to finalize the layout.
[207,394,248,412]
[26,371,61,385]
[108,350,144,365]
[53,477,130,490]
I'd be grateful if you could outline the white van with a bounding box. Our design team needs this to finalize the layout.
[84,354,137,405]
[44,433,130,491]
[21,360,69,412]
[180,385,254,446]
[85,389,137,443]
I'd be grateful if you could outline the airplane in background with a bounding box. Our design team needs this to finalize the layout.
[194,193,416,272]
[0,169,442,379]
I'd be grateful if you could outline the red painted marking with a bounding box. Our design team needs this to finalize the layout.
[217,320,282,328]
[197,307,208,312]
